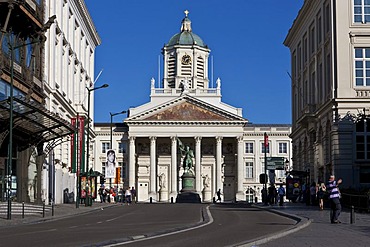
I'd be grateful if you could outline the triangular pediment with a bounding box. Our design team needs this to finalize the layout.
[126,96,247,123]
[145,101,230,121]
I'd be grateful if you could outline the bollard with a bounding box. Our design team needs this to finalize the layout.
[171,197,173,204]
[43,202,45,218]
[350,205,355,224]
[52,202,54,217]
[22,202,25,219]
[150,197,152,203]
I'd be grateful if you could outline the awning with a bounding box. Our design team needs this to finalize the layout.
[0,96,75,150]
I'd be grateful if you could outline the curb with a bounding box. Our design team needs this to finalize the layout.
[235,205,312,247]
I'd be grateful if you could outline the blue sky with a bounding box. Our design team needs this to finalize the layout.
[85,0,303,124]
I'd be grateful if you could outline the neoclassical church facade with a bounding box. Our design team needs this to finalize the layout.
[94,12,292,203]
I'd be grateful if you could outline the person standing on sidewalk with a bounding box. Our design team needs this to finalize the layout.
[278,184,286,206]
[326,175,342,224]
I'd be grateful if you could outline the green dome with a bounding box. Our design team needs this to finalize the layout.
[167,31,206,47]
[166,12,207,48]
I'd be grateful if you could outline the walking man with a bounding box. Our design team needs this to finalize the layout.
[216,189,222,203]
[326,175,342,224]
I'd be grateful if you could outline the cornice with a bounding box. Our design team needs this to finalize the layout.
[125,121,246,126]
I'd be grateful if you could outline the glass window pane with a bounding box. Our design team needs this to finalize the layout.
[356,70,364,77]
[357,122,365,132]
[356,61,363,68]
[354,7,362,14]
[356,78,363,86]
[355,48,363,58]
[365,0,370,5]
[355,15,363,22]
[366,49,370,58]
[357,152,365,159]
[355,0,362,5]
[365,7,370,14]
[365,15,370,22]
[366,78,370,85]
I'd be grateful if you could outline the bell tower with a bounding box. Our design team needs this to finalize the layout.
[162,10,210,91]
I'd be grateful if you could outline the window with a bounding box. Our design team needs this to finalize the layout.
[118,142,127,153]
[245,142,254,154]
[102,142,110,153]
[261,143,269,153]
[310,24,315,55]
[118,162,127,178]
[303,34,308,63]
[360,166,370,183]
[317,14,322,44]
[356,118,370,159]
[278,143,288,154]
[245,162,253,178]
[354,0,370,23]
[324,4,330,33]
[102,162,106,176]
[355,48,370,86]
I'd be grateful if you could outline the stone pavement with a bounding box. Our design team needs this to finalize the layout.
[249,202,370,247]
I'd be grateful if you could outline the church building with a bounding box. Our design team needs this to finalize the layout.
[94,11,292,203]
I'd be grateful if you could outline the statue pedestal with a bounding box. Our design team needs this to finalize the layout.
[159,189,168,202]
[202,189,212,202]
[176,172,200,203]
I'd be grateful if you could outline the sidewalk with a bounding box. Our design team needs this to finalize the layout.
[0,201,115,227]
[252,202,370,247]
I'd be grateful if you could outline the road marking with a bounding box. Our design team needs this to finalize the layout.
[104,206,214,246]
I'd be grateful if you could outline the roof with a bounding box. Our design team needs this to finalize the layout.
[166,11,207,48]
[0,96,75,150]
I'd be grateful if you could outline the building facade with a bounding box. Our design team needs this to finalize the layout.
[0,0,74,204]
[42,0,101,204]
[94,12,292,203]
[284,0,370,188]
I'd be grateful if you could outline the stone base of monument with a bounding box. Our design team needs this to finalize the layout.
[176,172,201,203]
[202,189,212,202]
[176,192,201,203]
[159,189,168,202]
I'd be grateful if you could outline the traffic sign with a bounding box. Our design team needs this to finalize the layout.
[266,157,285,170]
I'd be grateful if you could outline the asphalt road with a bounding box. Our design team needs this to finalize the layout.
[0,203,296,247]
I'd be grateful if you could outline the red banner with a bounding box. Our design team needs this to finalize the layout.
[264,133,269,147]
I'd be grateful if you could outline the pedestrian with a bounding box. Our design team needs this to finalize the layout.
[98,186,104,203]
[310,182,317,206]
[131,186,136,203]
[278,184,286,206]
[216,189,222,203]
[125,187,132,205]
[326,175,343,224]
[317,182,326,210]
[268,185,276,205]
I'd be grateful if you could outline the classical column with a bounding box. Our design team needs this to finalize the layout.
[128,136,136,188]
[170,136,177,198]
[216,136,223,194]
[149,136,157,198]
[195,136,202,194]
[236,136,245,201]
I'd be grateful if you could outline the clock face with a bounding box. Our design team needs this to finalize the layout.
[181,54,192,65]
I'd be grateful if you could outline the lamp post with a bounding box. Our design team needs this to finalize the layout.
[109,110,127,188]
[6,37,41,220]
[85,83,108,206]
[263,132,268,205]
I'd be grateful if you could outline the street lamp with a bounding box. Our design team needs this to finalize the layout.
[109,110,127,188]
[6,37,41,220]
[85,83,108,206]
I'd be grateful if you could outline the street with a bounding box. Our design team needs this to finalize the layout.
[0,203,296,247]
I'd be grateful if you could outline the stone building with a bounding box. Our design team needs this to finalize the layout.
[94,12,292,203]
[284,0,370,187]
